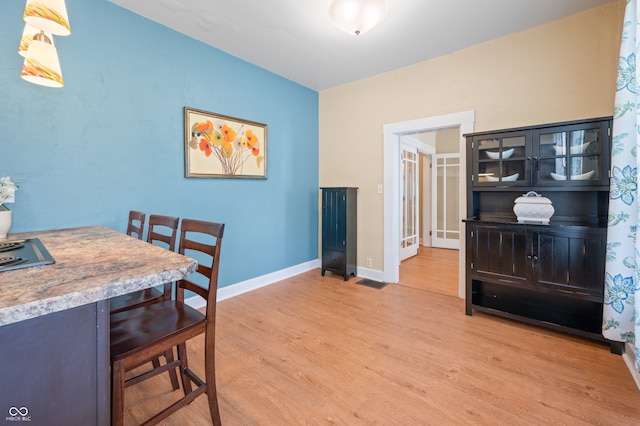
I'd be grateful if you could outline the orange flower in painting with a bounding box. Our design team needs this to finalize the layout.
[221,125,236,143]
[194,120,213,134]
[245,130,258,148]
[245,129,260,156]
[199,139,213,157]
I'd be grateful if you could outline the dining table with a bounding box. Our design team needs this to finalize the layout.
[0,225,197,426]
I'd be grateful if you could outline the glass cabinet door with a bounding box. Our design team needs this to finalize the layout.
[474,131,528,186]
[535,122,607,186]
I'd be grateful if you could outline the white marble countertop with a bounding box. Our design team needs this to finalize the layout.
[0,225,197,326]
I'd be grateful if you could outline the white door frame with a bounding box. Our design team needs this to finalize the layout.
[382,110,475,299]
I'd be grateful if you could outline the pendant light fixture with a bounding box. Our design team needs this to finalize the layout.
[20,31,64,88]
[23,0,71,36]
[328,0,388,36]
[19,23,54,57]
[19,0,71,88]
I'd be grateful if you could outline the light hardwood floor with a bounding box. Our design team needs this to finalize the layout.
[399,247,459,297]
[124,250,640,425]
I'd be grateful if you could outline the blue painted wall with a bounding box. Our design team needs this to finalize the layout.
[0,0,319,287]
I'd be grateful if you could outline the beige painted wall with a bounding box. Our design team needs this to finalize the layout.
[319,1,624,272]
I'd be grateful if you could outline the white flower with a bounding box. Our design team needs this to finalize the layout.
[0,177,18,209]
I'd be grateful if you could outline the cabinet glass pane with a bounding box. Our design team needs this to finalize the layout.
[539,132,566,157]
[478,136,525,160]
[572,129,600,155]
[539,129,600,158]
[538,156,600,181]
[539,158,568,182]
[502,136,526,151]
[477,135,526,183]
[537,126,602,183]
[478,138,499,152]
[569,156,599,180]
[478,160,525,182]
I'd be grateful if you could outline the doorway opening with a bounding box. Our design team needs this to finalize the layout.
[382,111,475,298]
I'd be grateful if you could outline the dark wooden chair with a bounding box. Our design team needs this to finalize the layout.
[110,219,224,426]
[111,214,181,390]
[110,214,180,314]
[126,210,146,240]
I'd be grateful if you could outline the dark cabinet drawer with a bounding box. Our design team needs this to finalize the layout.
[322,250,345,272]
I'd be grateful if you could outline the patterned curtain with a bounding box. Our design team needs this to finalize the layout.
[604,0,640,371]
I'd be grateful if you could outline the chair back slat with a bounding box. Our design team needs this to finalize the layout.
[126,211,146,240]
[180,279,209,300]
[147,215,179,250]
[177,219,224,314]
[147,214,180,300]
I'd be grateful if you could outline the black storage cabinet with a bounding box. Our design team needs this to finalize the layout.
[464,116,624,354]
[321,187,357,281]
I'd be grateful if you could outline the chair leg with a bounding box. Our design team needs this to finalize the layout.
[202,328,221,425]
[205,352,222,425]
[177,342,193,395]
[164,349,180,390]
[111,360,126,426]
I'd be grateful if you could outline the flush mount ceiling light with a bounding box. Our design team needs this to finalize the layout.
[328,0,388,36]
[20,31,64,88]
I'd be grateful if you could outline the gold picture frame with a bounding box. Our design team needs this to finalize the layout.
[184,107,267,179]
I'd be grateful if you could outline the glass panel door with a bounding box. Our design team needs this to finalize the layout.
[400,145,419,261]
[433,154,460,249]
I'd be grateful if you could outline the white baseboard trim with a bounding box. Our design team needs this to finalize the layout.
[622,343,640,391]
[354,266,387,283]
[186,258,321,310]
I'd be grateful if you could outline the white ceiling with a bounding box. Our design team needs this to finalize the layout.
[108,0,615,92]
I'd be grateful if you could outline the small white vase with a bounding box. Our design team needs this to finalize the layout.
[0,209,12,239]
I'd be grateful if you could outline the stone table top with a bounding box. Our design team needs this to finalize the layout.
[0,225,197,326]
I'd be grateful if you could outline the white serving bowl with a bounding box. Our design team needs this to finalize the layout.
[485,148,514,159]
[550,170,595,181]
[486,172,519,182]
[552,141,592,155]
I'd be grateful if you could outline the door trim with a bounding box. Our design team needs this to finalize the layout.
[382,110,475,299]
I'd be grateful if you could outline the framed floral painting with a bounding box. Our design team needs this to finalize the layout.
[184,107,267,179]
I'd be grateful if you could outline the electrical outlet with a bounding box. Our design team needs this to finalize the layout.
[366,258,372,267]
[377,184,383,194]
